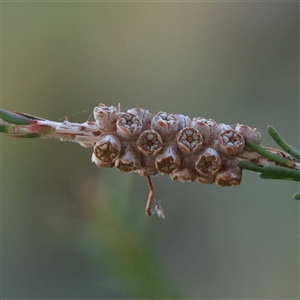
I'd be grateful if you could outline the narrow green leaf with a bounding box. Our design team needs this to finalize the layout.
[267,126,300,160]
[0,109,31,125]
[246,141,295,168]
[293,193,300,200]
[259,166,300,181]
[238,161,264,173]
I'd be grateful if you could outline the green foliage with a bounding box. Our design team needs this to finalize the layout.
[268,126,300,159]
[239,127,300,200]
[0,108,32,125]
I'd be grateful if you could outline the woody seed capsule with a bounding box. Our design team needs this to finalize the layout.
[235,124,261,144]
[137,130,163,156]
[127,108,153,131]
[218,129,245,156]
[191,117,217,145]
[116,113,142,140]
[176,114,192,130]
[138,156,158,176]
[177,127,203,154]
[195,147,221,177]
[115,144,141,172]
[213,123,234,138]
[196,174,215,184]
[215,160,242,187]
[155,145,181,174]
[151,112,178,141]
[92,134,121,168]
[170,156,197,182]
[94,104,119,132]
[170,168,197,182]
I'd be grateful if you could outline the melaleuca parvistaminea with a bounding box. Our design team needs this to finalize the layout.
[91,104,261,216]
[2,103,299,217]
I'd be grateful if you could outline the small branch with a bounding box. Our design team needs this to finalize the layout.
[245,141,295,168]
[1,106,300,214]
[0,108,102,147]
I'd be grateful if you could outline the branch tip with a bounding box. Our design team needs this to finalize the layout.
[267,126,300,160]
[0,109,32,125]
[246,141,295,168]
[293,193,300,200]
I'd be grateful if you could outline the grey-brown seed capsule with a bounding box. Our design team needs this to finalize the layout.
[191,117,217,145]
[155,145,181,174]
[235,124,261,144]
[92,134,121,168]
[177,127,203,154]
[116,113,142,139]
[115,145,141,172]
[94,104,119,132]
[196,174,215,184]
[127,108,153,131]
[215,160,242,187]
[170,167,197,182]
[176,114,192,130]
[213,123,234,138]
[151,112,178,141]
[195,147,221,176]
[218,129,245,156]
[137,130,163,156]
[138,156,158,176]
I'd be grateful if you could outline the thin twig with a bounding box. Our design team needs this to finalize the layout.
[145,175,154,216]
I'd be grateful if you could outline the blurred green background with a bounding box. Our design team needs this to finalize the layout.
[1,1,299,299]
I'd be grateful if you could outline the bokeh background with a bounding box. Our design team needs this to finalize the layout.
[1,1,299,299]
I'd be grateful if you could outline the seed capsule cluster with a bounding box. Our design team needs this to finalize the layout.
[92,104,261,187]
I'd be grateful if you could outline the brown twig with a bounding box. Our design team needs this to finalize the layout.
[145,175,154,216]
